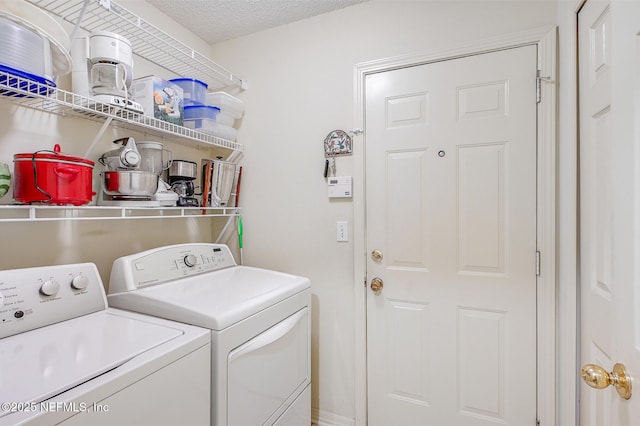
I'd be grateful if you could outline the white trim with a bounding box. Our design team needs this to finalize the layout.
[312,407,356,426]
[352,25,558,426]
[555,3,582,426]
[536,27,558,426]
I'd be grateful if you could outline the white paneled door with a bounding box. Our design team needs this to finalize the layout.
[364,46,538,425]
[578,0,640,423]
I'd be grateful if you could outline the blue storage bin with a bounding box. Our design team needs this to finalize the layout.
[184,105,220,120]
[169,78,208,105]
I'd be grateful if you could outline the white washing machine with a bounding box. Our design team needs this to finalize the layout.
[0,262,211,426]
[107,243,311,426]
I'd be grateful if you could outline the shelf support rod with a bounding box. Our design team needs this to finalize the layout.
[83,116,113,159]
[215,214,236,243]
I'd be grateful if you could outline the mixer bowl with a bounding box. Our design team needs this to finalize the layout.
[102,170,158,196]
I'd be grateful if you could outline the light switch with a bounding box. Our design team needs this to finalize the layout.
[337,221,348,242]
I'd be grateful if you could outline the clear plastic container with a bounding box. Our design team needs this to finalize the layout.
[215,111,235,127]
[184,105,220,120]
[0,16,52,80]
[205,91,244,119]
[184,118,238,141]
[169,78,208,105]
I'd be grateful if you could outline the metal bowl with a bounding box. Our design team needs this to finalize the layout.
[102,170,158,196]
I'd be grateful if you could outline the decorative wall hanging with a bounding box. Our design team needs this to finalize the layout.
[323,129,353,178]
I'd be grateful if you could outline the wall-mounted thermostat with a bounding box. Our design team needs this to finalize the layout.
[328,176,352,198]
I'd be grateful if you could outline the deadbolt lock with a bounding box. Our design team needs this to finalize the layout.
[371,249,383,263]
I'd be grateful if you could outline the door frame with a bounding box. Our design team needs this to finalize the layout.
[352,26,558,425]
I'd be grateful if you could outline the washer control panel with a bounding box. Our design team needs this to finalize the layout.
[109,244,237,292]
[0,263,107,339]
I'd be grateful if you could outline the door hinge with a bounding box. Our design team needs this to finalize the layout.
[535,250,541,276]
[536,70,552,104]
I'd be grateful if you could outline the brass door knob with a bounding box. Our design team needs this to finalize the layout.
[371,249,383,262]
[370,277,383,292]
[580,363,632,400]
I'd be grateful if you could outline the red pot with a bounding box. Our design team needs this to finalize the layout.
[13,144,95,206]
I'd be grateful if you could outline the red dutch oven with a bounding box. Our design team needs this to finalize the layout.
[13,144,96,205]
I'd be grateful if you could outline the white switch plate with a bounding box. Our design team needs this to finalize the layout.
[336,221,348,242]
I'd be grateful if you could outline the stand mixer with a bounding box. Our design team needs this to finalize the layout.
[71,31,143,113]
[98,137,178,207]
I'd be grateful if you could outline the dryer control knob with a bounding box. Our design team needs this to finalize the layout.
[71,275,89,290]
[184,254,197,267]
[40,279,60,296]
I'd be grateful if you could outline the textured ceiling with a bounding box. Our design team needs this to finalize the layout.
[146,0,368,44]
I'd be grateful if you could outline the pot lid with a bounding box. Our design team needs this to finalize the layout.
[14,144,95,167]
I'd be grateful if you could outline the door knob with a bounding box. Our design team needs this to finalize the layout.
[370,277,383,292]
[371,249,383,262]
[580,363,632,400]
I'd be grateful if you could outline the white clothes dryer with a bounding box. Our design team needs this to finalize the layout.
[107,243,311,426]
[0,262,211,426]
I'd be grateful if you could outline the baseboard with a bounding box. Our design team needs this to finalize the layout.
[312,408,355,426]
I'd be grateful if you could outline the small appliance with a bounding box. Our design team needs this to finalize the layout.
[201,157,236,207]
[13,144,95,206]
[71,31,143,112]
[168,160,199,207]
[98,137,178,207]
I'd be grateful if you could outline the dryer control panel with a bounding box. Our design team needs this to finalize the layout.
[109,243,237,292]
[0,263,107,339]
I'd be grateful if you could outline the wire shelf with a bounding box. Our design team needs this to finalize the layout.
[0,205,241,222]
[27,0,246,90]
[0,69,244,152]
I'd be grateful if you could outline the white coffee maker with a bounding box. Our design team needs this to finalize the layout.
[71,31,143,112]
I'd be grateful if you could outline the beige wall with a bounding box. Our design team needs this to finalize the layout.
[209,0,557,422]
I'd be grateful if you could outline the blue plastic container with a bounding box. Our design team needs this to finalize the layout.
[184,105,220,120]
[169,78,207,105]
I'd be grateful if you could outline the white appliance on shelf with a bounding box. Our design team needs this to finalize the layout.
[71,30,143,113]
[0,262,211,426]
[107,243,311,426]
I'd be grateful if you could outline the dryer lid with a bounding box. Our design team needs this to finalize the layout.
[108,266,311,331]
[0,311,182,415]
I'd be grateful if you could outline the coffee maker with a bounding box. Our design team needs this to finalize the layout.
[98,137,178,207]
[71,31,143,113]
[168,160,199,207]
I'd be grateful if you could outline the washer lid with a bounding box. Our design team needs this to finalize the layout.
[108,266,311,331]
[0,311,182,415]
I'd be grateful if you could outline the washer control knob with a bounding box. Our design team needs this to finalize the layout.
[71,275,89,290]
[40,279,60,296]
[184,254,198,267]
